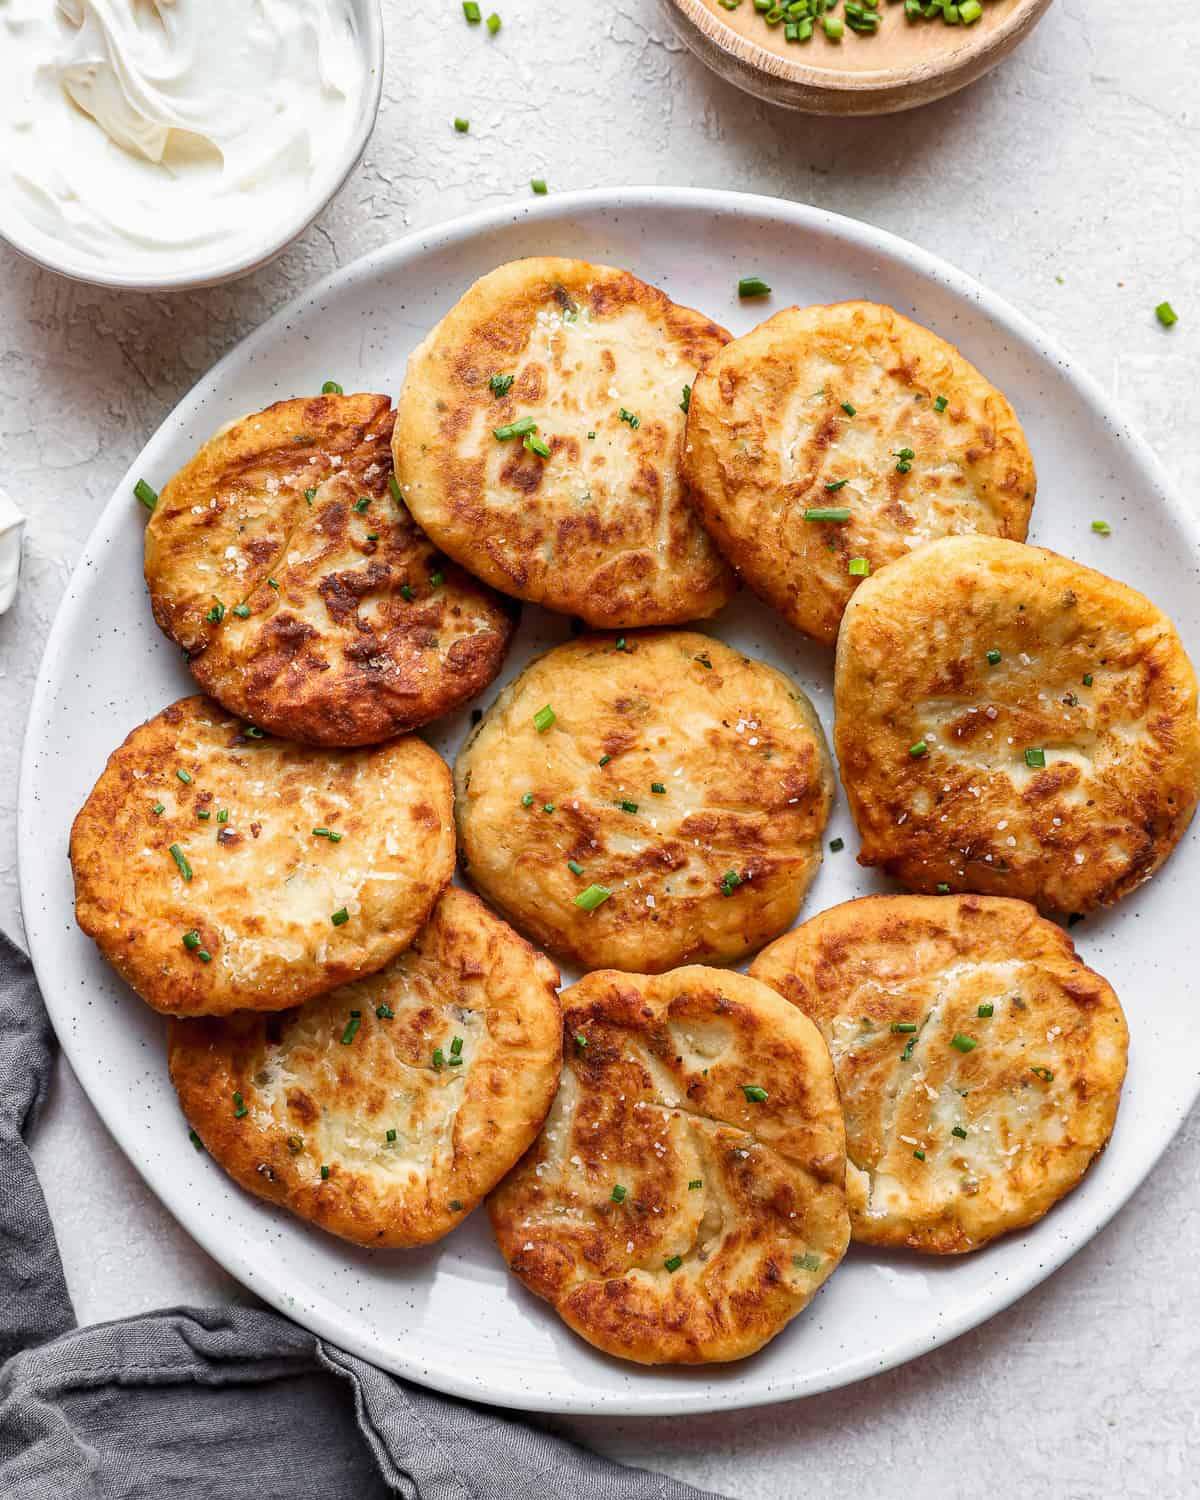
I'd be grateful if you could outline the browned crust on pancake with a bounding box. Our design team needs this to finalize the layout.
[393,257,736,627]
[71,695,455,1016]
[488,966,848,1364]
[145,393,515,746]
[169,888,562,1248]
[751,894,1129,1253]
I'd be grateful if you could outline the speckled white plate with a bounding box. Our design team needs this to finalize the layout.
[19,189,1200,1416]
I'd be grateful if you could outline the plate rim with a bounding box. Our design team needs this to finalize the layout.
[19,185,1200,1416]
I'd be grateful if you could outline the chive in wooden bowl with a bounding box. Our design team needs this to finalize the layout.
[660,0,1053,116]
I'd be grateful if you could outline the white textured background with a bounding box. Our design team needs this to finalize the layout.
[3,2,1198,1496]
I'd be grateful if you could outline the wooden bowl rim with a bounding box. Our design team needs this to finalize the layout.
[666,0,1052,95]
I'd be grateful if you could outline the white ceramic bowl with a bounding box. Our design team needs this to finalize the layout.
[0,0,383,293]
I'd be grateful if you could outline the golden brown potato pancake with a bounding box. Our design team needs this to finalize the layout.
[750,894,1129,1253]
[488,966,848,1364]
[454,631,833,972]
[393,257,735,627]
[145,393,515,746]
[170,888,562,1248]
[71,696,454,1016]
[684,301,1036,644]
[834,536,1200,911]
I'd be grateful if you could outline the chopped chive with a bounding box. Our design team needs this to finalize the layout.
[176,768,192,784]
[618,800,638,814]
[909,741,928,758]
[366,533,379,541]
[400,584,414,601]
[463,0,481,19]
[823,14,843,35]
[611,1183,627,1203]
[567,859,585,876]
[530,178,548,194]
[1024,747,1046,769]
[618,407,641,429]
[575,884,612,912]
[353,496,371,513]
[169,844,192,881]
[960,0,982,19]
[978,1002,994,1018]
[429,570,445,588]
[450,1036,464,1057]
[841,401,856,416]
[495,416,538,441]
[152,802,165,815]
[432,1047,445,1069]
[829,836,844,852]
[737,276,771,298]
[489,373,514,397]
[936,882,951,894]
[1031,1065,1055,1082]
[134,478,158,511]
[952,1125,968,1139]
[232,603,251,619]
[587,430,596,440]
[205,601,225,624]
[320,1164,330,1180]
[598,753,612,766]
[197,949,211,963]
[986,648,1002,665]
[197,809,211,821]
[913,1148,926,1161]
[1156,301,1178,328]
[615,637,628,651]
[680,384,692,414]
[900,1036,916,1061]
[664,1255,683,1273]
[651,782,666,795]
[933,394,948,412]
[542,802,556,814]
[183,930,201,950]
[804,506,851,522]
[376,1003,395,1019]
[951,1033,977,1053]
[693,651,712,669]
[824,478,849,492]
[388,474,403,504]
[688,1179,703,1190]
[304,488,316,505]
[533,704,556,733]
[742,1084,769,1103]
[268,578,279,589]
[1082,672,1094,686]
[386,1128,397,1142]
[233,1091,247,1119]
[330,907,350,926]
[321,380,343,395]
[1091,520,1112,535]
[895,447,915,461]
[521,792,534,807]
[486,11,501,31]
[243,726,264,740]
[891,1022,918,1033]
[449,1199,464,1212]
[575,1032,588,1048]
[720,869,742,897]
[312,827,343,842]
[523,432,551,458]
[341,1011,361,1044]
[794,1251,821,1272]
[454,116,470,133]
[189,1129,204,1151]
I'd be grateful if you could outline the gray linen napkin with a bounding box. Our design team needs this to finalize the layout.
[0,933,724,1499]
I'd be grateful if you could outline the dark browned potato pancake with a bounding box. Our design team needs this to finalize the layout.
[392,257,735,627]
[750,895,1129,1253]
[144,393,515,746]
[170,888,562,1249]
[454,631,833,972]
[488,966,848,1365]
[683,301,1036,645]
[834,536,1200,911]
[71,696,455,1016]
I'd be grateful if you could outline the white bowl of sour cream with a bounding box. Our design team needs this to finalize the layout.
[0,0,383,291]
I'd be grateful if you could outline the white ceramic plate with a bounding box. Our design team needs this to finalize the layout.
[19,189,1200,1416]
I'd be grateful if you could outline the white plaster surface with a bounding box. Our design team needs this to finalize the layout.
[2,2,1197,1495]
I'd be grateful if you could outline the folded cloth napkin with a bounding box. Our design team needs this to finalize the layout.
[0,933,723,1499]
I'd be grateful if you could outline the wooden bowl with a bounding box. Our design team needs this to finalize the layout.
[660,0,1053,115]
